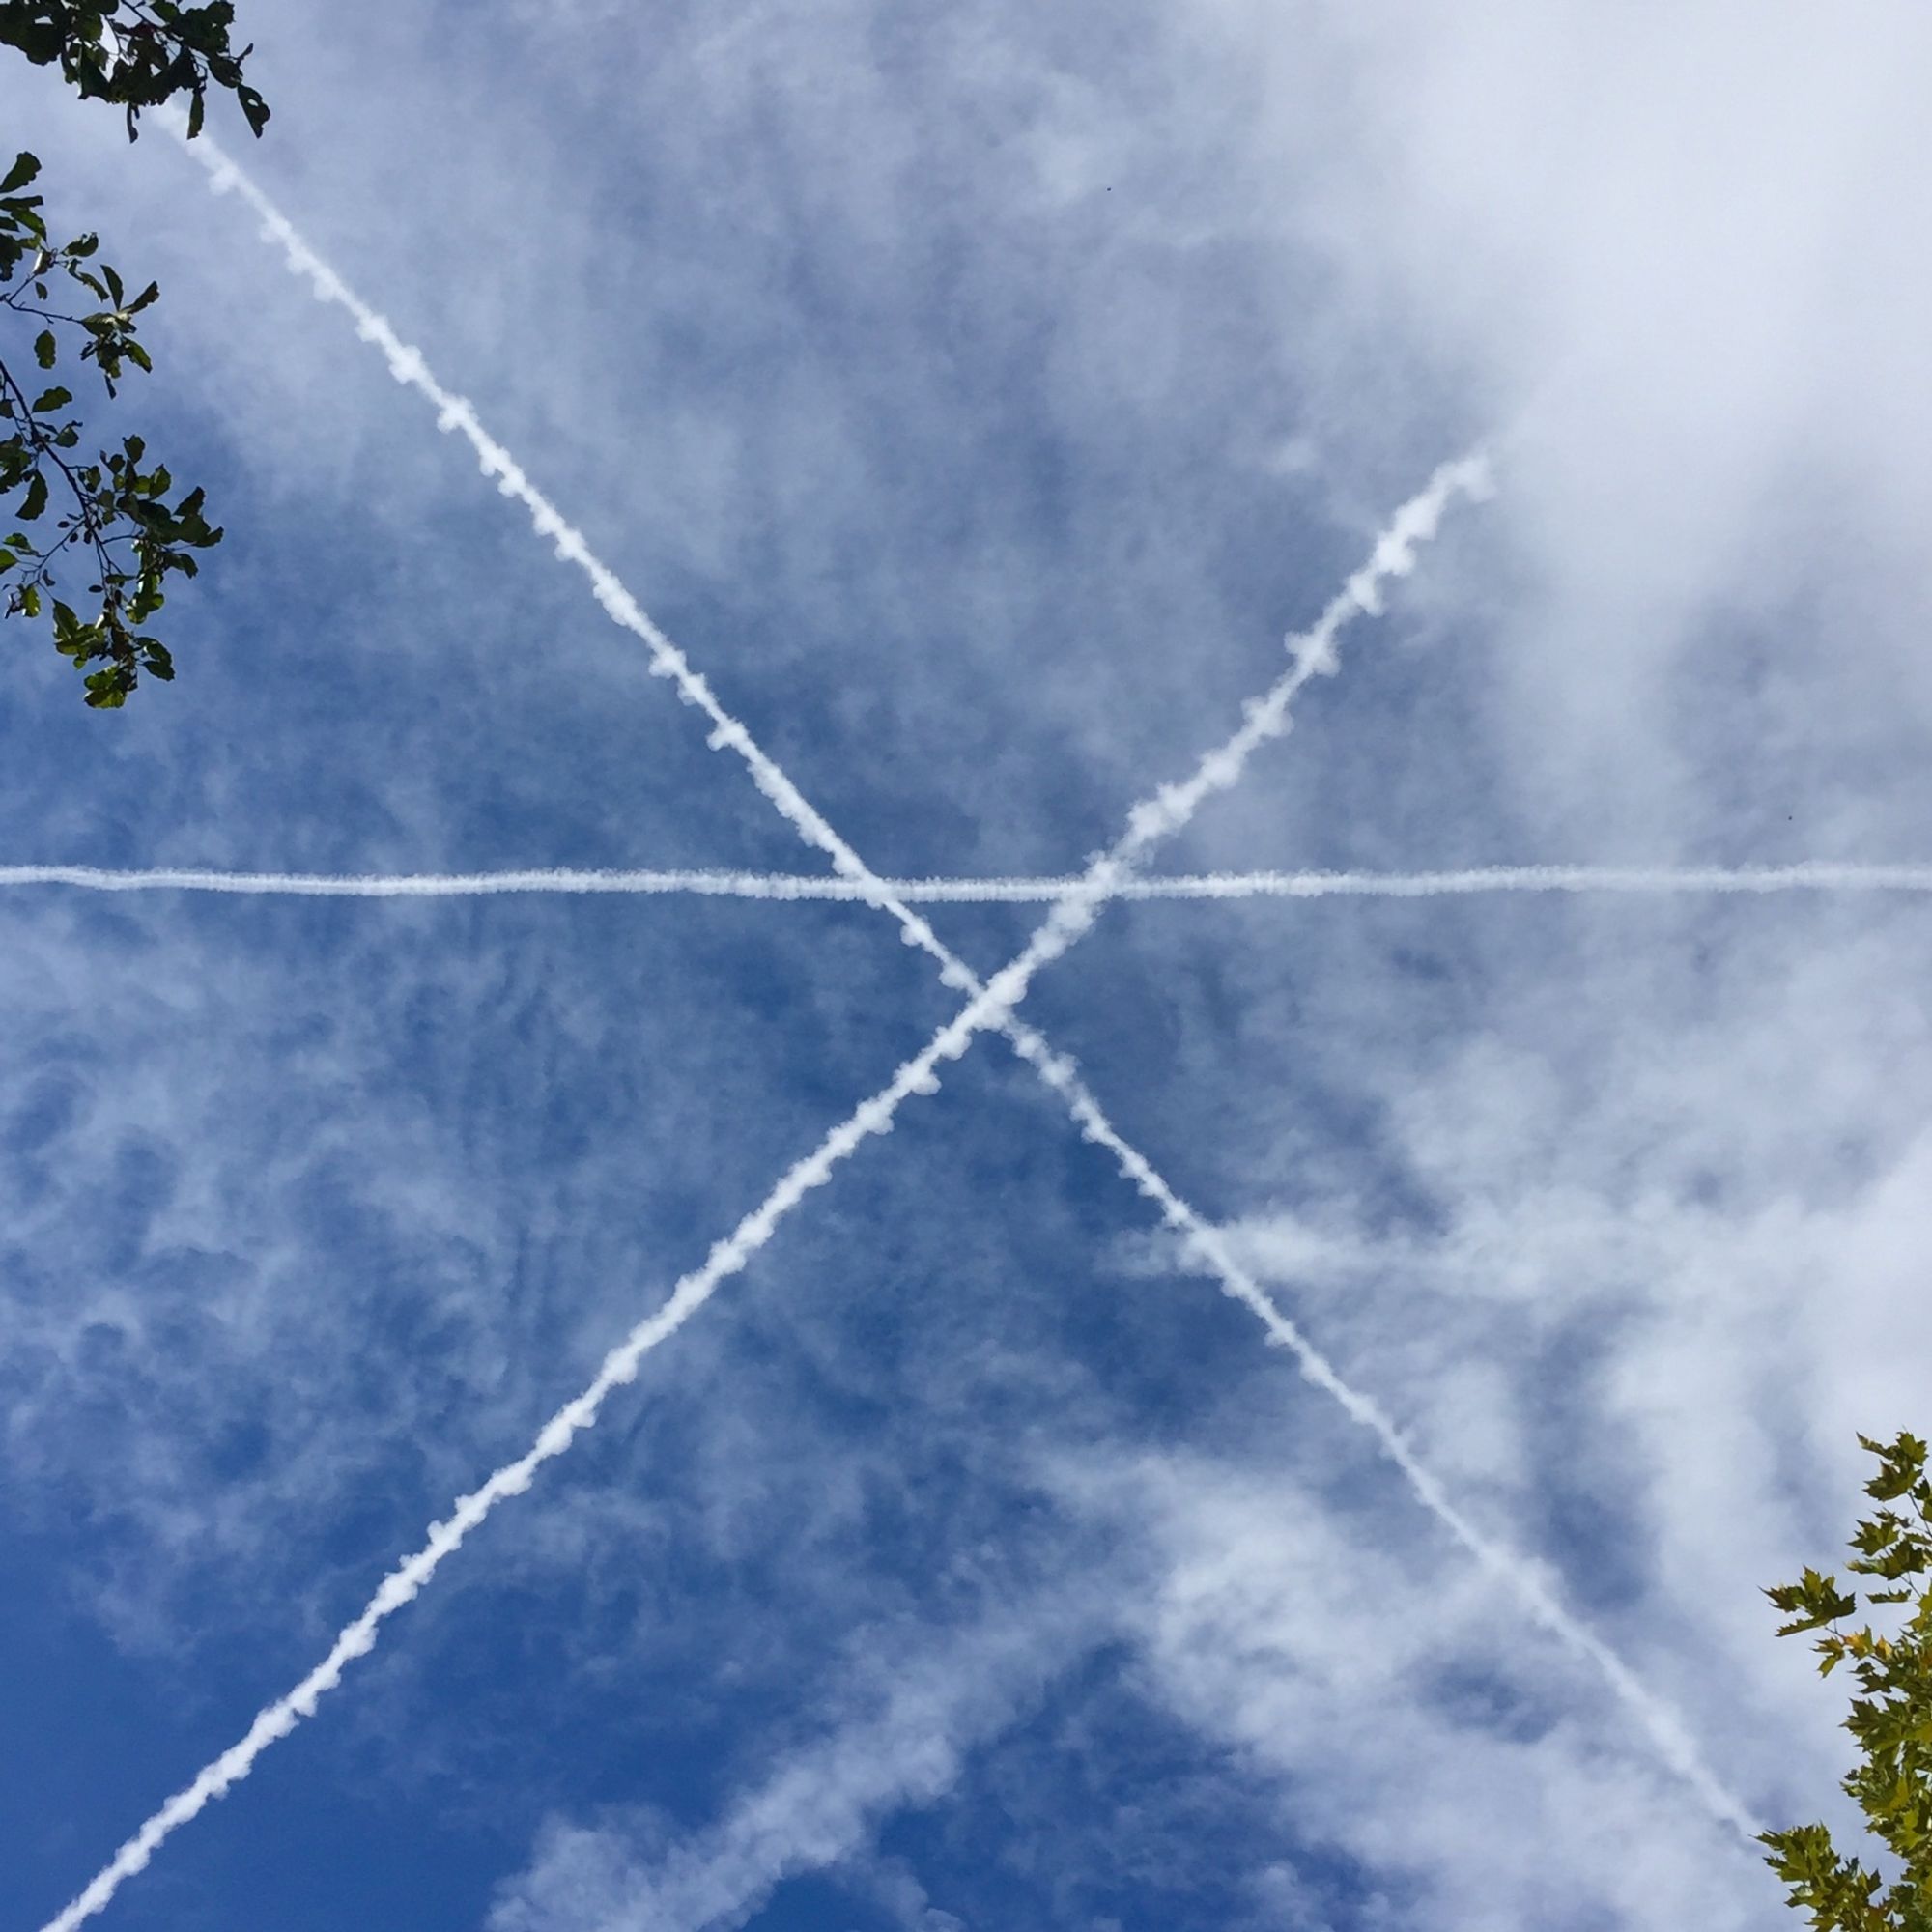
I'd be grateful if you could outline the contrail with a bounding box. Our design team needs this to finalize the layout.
[34,456,1492,1932]
[170,122,1759,1840]
[39,442,1749,1932]
[1020,1048,1766,1842]
[163,114,981,971]
[32,973,1031,1932]
[36,147,1751,1926]
[160,127,1755,1838]
[5,860,1930,903]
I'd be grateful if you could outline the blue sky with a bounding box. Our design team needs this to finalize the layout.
[8,4,1932,1928]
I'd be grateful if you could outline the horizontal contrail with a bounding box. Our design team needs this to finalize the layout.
[5,862,1928,904]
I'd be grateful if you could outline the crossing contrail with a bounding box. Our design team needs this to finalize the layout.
[160,127,1752,1842]
[38,143,1757,1930]
[38,440,1750,1932]
[5,861,1930,903]
[169,121,1758,1841]
[29,455,1507,1932]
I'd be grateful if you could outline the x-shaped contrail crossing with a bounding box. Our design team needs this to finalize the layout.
[36,125,1775,1932]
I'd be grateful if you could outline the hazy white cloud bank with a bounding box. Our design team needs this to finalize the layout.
[1182,0,1932,865]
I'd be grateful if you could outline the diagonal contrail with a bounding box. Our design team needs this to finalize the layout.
[39,137,1756,1931]
[23,456,1529,1932]
[169,122,1750,1834]
[181,120,1755,1834]
[31,973,1023,1932]
[4,860,1931,903]
[38,441,1751,1930]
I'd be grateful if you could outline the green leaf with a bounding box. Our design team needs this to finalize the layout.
[34,328,56,369]
[0,16,65,64]
[19,471,47,522]
[1867,1435,1930,1501]
[0,152,40,194]
[31,386,72,412]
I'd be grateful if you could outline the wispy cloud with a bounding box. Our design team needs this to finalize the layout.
[36,321,1511,1920]
[42,416,1763,1929]
[488,1601,1088,1932]
[1065,1451,1778,1929]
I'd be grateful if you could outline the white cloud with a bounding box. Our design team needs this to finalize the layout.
[1063,1450,1785,1930]
[1199,1,1932,842]
[1151,901,1932,1907]
[488,1601,1089,1932]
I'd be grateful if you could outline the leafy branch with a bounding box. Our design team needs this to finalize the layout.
[1,1,265,705]
[1764,1431,1932,1931]
[0,1,269,142]
[1,149,220,704]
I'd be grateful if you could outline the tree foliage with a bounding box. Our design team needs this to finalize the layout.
[1765,1431,1932,1930]
[1,3,265,705]
[0,3,268,141]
